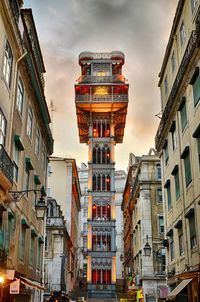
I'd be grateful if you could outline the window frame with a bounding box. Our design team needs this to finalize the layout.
[0,109,7,146]
[3,40,13,88]
[27,105,33,139]
[171,51,176,73]
[179,21,186,47]
[16,76,24,115]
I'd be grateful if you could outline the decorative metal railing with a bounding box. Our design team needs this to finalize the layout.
[75,94,128,103]
[0,144,14,184]
[78,74,125,83]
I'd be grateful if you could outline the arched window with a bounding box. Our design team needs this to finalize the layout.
[93,121,98,137]
[92,204,97,219]
[102,121,106,137]
[106,148,110,164]
[98,121,101,137]
[97,147,101,164]
[105,122,110,137]
[97,174,101,191]
[106,175,110,191]
[102,147,106,164]
[93,174,97,191]
[102,174,106,191]
[93,147,97,164]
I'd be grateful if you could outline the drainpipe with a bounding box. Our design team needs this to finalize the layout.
[8,48,27,154]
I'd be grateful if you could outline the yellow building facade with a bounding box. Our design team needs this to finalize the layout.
[0,1,53,301]
[156,0,200,301]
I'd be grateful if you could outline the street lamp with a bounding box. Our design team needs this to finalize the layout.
[143,235,151,256]
[9,186,47,220]
[35,197,47,219]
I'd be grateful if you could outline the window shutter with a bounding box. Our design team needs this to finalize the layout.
[193,76,200,106]
[184,154,192,186]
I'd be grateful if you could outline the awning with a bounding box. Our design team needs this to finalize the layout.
[167,278,192,300]
[18,276,45,291]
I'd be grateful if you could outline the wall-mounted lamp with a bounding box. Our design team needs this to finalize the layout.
[143,235,151,256]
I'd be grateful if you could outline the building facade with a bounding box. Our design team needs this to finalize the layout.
[75,51,129,298]
[122,151,167,302]
[44,197,72,302]
[155,0,200,301]
[0,1,53,301]
[78,164,126,281]
[47,157,81,294]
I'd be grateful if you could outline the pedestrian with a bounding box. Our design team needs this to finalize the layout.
[79,279,83,289]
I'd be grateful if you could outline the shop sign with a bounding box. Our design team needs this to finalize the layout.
[10,279,20,294]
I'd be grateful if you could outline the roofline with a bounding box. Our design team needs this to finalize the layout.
[21,9,46,72]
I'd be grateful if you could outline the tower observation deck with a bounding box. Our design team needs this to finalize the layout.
[75,51,129,298]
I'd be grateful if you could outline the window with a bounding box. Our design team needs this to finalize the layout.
[19,224,26,260]
[165,180,172,210]
[0,109,6,146]
[171,51,176,73]
[156,187,162,203]
[175,171,180,199]
[27,106,33,138]
[169,235,175,261]
[7,213,15,254]
[37,240,42,269]
[172,166,180,200]
[93,120,110,137]
[30,234,35,266]
[178,231,184,256]
[171,126,177,151]
[93,144,110,164]
[35,127,40,157]
[93,173,111,191]
[3,40,13,87]
[16,77,24,115]
[42,143,46,170]
[13,143,19,182]
[158,216,164,234]
[164,76,168,96]
[188,213,197,249]
[191,0,198,13]
[181,147,192,187]
[192,123,200,169]
[83,208,88,218]
[156,164,162,179]
[23,168,29,193]
[197,137,200,168]
[180,21,186,47]
[163,142,169,165]
[190,67,200,107]
[179,98,187,132]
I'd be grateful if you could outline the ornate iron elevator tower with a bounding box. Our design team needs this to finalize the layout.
[75,51,128,298]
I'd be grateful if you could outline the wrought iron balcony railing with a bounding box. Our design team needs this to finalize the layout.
[75,94,128,103]
[0,144,14,185]
[77,74,126,84]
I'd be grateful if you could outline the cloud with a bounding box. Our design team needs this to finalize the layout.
[24,0,179,169]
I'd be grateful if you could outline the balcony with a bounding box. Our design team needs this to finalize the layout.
[77,74,126,84]
[0,144,14,190]
[75,94,128,103]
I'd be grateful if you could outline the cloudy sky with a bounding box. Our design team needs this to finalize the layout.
[24,0,178,170]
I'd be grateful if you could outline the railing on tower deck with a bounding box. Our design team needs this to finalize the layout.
[77,74,126,84]
[0,144,14,184]
[79,51,125,61]
[75,94,128,103]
